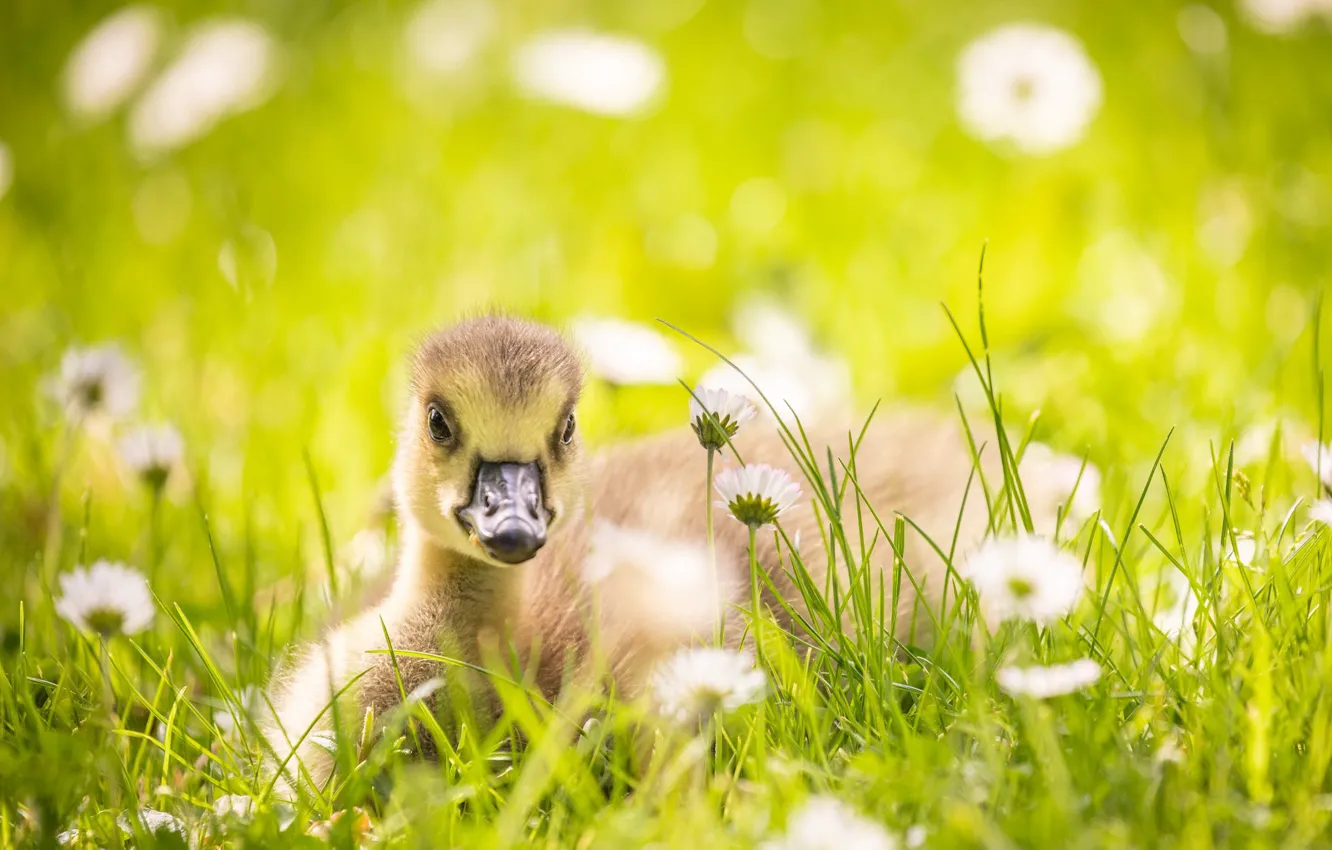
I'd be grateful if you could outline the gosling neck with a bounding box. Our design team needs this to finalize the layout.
[393,519,526,625]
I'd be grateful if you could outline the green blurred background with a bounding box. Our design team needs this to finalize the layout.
[1,0,1329,610]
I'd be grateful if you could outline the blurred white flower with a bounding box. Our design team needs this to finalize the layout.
[996,659,1102,699]
[213,794,255,820]
[570,316,683,385]
[404,0,495,76]
[213,685,260,734]
[904,825,927,849]
[129,18,279,158]
[583,521,718,639]
[690,386,757,451]
[340,528,395,581]
[1240,0,1332,33]
[1151,568,1199,644]
[118,423,184,491]
[117,809,186,841]
[715,463,802,529]
[764,796,898,850]
[1177,5,1229,54]
[0,141,12,202]
[1020,442,1101,532]
[55,561,155,637]
[52,343,140,422]
[702,297,852,422]
[1310,499,1332,527]
[1303,441,1332,490]
[956,23,1102,155]
[959,536,1083,628]
[650,647,766,724]
[1073,232,1175,346]
[512,29,665,116]
[1222,532,1258,567]
[62,6,163,121]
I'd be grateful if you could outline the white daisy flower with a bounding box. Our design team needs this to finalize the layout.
[404,0,495,77]
[1222,532,1257,567]
[52,344,140,422]
[62,6,163,121]
[905,825,927,849]
[1240,0,1330,33]
[340,528,395,581]
[704,296,854,423]
[213,685,260,735]
[570,316,683,386]
[128,18,279,158]
[116,808,186,841]
[0,141,11,202]
[764,796,898,850]
[995,658,1102,699]
[1151,568,1199,644]
[689,386,757,451]
[512,29,665,116]
[650,646,766,724]
[956,23,1103,155]
[582,521,718,638]
[213,794,255,819]
[117,423,184,491]
[714,463,802,529]
[1310,499,1332,527]
[1302,441,1332,491]
[55,560,155,637]
[958,536,1084,628]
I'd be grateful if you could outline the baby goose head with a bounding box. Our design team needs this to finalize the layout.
[395,315,584,566]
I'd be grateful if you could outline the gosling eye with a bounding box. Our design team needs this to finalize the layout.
[560,413,576,445]
[427,404,453,444]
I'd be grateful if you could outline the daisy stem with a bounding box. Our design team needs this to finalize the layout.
[706,447,722,646]
[41,423,77,580]
[97,637,116,722]
[748,525,762,661]
[149,487,162,588]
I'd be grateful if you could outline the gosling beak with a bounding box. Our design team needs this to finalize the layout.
[456,461,550,565]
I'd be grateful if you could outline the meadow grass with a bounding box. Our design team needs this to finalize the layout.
[4,286,1332,850]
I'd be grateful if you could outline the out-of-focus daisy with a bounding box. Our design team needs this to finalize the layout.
[0,141,11,201]
[1310,499,1332,527]
[689,386,757,452]
[1302,441,1332,491]
[129,18,279,158]
[570,316,683,386]
[117,809,186,841]
[213,794,254,820]
[213,685,260,735]
[117,423,184,491]
[512,29,664,116]
[583,521,718,640]
[958,536,1083,628]
[1240,0,1332,33]
[956,23,1102,155]
[1151,568,1199,639]
[1020,442,1101,533]
[995,658,1102,699]
[703,296,853,423]
[904,825,927,849]
[52,344,140,422]
[404,0,495,76]
[62,6,163,121]
[715,463,801,529]
[55,561,155,637]
[1222,531,1258,567]
[339,528,395,582]
[650,647,766,725]
[764,795,898,850]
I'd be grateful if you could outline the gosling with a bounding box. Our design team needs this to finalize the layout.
[266,315,1093,787]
